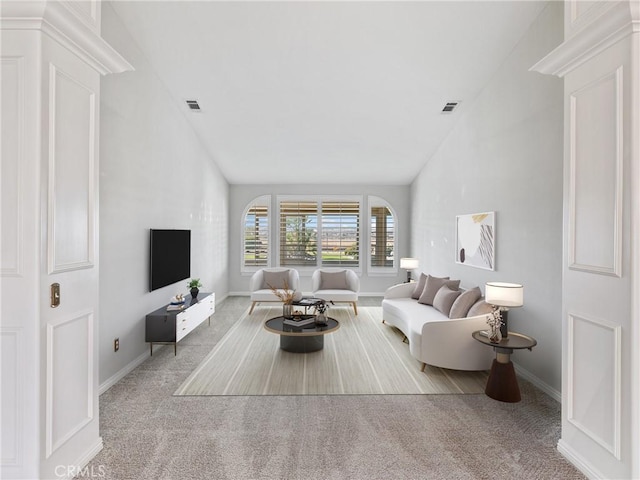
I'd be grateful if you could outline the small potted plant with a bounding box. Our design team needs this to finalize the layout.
[313,300,331,326]
[187,278,202,299]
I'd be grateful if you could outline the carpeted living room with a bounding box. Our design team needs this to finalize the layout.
[4,1,638,479]
[93,297,582,479]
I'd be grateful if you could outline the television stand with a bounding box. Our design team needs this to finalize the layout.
[145,292,215,355]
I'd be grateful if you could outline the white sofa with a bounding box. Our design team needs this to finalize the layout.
[382,283,493,371]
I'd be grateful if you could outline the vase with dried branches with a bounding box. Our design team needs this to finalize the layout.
[486,307,503,343]
[313,299,330,326]
[268,280,296,319]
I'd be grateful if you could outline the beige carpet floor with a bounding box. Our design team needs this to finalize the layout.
[83,297,585,479]
[175,305,488,396]
[93,392,587,480]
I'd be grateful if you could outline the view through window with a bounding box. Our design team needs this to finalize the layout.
[279,199,360,268]
[279,201,318,266]
[243,200,269,268]
[370,205,394,268]
[321,201,360,266]
[243,196,396,272]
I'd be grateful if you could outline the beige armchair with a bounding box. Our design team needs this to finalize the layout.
[311,268,360,315]
[249,268,301,314]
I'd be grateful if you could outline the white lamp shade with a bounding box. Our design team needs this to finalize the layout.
[400,258,419,270]
[485,282,524,308]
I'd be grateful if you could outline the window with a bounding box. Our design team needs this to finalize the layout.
[321,201,359,266]
[279,201,318,267]
[241,195,396,274]
[243,196,270,269]
[369,197,395,271]
[278,198,360,268]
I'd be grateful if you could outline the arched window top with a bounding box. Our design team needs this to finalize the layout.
[242,195,271,271]
[242,195,270,212]
[240,194,399,276]
[369,196,396,272]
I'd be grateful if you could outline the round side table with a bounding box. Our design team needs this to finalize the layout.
[472,331,537,403]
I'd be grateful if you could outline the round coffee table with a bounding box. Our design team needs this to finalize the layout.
[264,316,340,353]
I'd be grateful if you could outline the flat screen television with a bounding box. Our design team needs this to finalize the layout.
[149,229,191,291]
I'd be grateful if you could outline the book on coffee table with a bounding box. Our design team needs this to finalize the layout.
[283,317,316,327]
[295,298,323,307]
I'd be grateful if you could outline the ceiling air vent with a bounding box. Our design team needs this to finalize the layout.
[441,102,459,114]
[186,100,201,112]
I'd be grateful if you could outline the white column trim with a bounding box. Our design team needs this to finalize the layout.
[0,328,24,468]
[0,1,133,75]
[628,19,640,480]
[530,1,633,77]
[0,56,25,277]
[567,66,624,277]
[567,312,622,460]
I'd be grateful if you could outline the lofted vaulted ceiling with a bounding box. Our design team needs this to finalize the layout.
[109,1,548,185]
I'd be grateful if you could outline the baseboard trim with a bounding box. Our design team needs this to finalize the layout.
[557,439,604,479]
[513,362,561,403]
[215,293,229,304]
[100,293,228,395]
[99,350,148,395]
[228,291,385,297]
[514,359,608,478]
[55,437,104,480]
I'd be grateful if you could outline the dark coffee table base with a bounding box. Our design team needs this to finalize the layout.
[280,334,324,353]
[265,316,339,354]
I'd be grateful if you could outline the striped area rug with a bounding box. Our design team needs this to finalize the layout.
[174,305,488,395]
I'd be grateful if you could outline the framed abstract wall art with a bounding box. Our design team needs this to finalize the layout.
[455,212,495,270]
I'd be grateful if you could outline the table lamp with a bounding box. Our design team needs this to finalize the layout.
[400,258,419,283]
[485,282,523,339]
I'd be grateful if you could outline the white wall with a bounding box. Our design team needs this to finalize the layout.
[229,184,410,294]
[98,3,229,387]
[410,2,564,393]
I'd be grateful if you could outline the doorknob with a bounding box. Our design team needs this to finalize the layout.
[51,283,60,308]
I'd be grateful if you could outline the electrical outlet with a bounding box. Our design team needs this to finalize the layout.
[114,338,119,352]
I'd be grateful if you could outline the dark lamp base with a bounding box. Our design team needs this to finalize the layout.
[500,309,509,339]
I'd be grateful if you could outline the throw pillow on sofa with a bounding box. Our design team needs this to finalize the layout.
[263,270,290,289]
[433,285,462,316]
[320,271,349,290]
[467,298,494,317]
[449,286,482,319]
[418,275,460,306]
[411,273,430,299]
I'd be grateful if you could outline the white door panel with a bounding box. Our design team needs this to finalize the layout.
[40,37,102,477]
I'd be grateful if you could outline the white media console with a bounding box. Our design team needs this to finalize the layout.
[145,292,215,355]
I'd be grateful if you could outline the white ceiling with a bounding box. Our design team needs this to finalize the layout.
[109,1,547,185]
